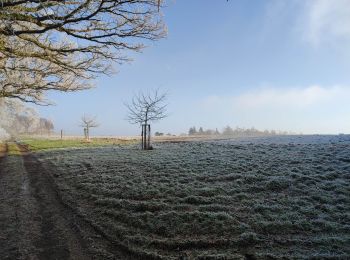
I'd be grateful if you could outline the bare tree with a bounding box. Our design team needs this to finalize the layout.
[39,118,54,135]
[125,89,168,150]
[80,115,99,141]
[0,0,166,104]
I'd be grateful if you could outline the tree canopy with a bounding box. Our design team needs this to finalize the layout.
[125,89,168,126]
[0,0,166,104]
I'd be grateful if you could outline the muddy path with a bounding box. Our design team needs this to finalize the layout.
[20,144,91,260]
[0,143,7,172]
[0,142,90,259]
[0,142,23,259]
[0,143,90,259]
[0,142,130,259]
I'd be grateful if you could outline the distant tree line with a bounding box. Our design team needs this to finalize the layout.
[0,98,54,138]
[188,126,293,136]
[188,127,220,136]
[14,116,54,135]
[155,132,174,137]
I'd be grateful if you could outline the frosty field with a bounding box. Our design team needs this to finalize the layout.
[30,135,350,259]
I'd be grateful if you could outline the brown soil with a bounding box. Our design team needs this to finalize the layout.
[0,143,126,259]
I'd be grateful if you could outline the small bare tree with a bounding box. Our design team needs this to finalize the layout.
[80,115,99,141]
[125,89,168,150]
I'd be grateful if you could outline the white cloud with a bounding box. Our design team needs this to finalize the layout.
[263,0,350,48]
[199,85,350,134]
[301,0,350,46]
[233,85,350,109]
[202,85,350,110]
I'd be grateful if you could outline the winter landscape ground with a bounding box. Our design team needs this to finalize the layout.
[0,135,349,259]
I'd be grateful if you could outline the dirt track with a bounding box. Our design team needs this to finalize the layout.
[0,143,92,259]
[0,142,158,259]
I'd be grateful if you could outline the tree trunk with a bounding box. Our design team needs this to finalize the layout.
[143,124,147,149]
[141,126,144,149]
[141,123,151,150]
[148,124,151,149]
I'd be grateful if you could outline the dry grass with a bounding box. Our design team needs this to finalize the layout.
[7,143,21,156]
[21,138,137,152]
[0,142,7,157]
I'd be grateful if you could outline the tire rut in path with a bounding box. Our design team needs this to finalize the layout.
[0,142,7,172]
[18,144,91,260]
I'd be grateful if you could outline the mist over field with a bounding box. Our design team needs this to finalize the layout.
[0,99,53,140]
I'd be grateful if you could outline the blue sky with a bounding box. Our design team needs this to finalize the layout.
[38,0,350,135]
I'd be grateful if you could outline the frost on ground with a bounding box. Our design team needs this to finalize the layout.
[37,135,350,259]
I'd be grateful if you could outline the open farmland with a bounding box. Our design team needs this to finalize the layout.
[24,135,349,259]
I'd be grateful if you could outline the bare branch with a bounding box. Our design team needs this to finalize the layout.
[125,88,168,125]
[0,0,166,104]
[80,114,99,128]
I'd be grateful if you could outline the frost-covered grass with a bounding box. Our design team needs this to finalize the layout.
[38,135,350,259]
[22,138,137,151]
